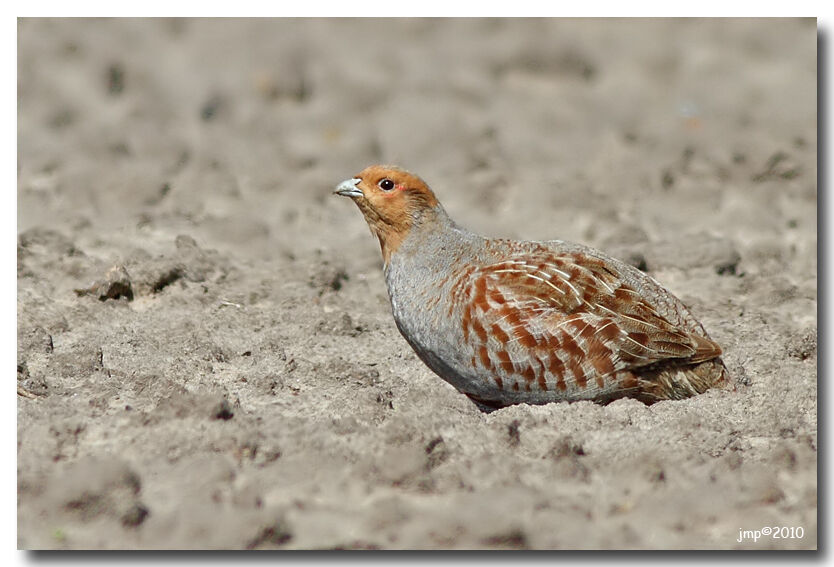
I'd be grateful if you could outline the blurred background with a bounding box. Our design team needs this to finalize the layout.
[18,18,816,262]
[17,18,817,550]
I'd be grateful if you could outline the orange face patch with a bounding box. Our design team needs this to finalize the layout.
[346,165,440,264]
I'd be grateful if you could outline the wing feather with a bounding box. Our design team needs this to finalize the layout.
[478,251,721,373]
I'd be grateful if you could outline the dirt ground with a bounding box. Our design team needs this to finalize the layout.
[17,18,817,550]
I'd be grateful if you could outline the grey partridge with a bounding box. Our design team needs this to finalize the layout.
[335,165,728,411]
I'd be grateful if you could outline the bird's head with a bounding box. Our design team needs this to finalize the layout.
[334,165,440,264]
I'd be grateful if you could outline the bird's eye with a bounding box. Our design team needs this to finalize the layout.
[378,178,395,191]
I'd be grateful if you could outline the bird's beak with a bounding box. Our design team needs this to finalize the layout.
[334,178,363,198]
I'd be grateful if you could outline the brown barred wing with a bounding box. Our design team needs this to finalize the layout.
[449,251,723,401]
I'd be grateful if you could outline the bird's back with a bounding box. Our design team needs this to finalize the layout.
[386,229,728,409]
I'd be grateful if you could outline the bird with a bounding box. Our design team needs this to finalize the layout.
[334,164,728,411]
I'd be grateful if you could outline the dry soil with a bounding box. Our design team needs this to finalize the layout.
[17,18,817,549]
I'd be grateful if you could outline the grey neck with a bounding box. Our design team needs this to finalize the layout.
[385,206,482,282]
